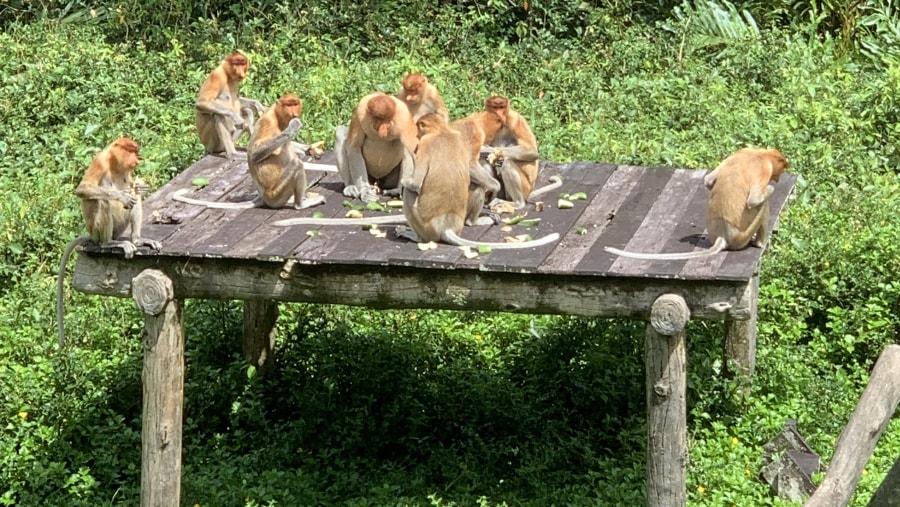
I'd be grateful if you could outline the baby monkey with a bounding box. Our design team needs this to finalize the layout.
[57,137,162,345]
[605,148,788,260]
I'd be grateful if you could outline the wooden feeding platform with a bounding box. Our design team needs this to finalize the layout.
[68,150,797,507]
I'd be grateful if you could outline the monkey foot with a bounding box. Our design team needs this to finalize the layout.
[296,195,326,209]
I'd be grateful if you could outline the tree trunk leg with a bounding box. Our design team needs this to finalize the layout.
[242,300,278,377]
[646,294,689,507]
[133,269,184,507]
[725,273,759,378]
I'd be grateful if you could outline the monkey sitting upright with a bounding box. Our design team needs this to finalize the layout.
[57,137,162,345]
[195,51,265,159]
[398,113,559,249]
[604,148,788,260]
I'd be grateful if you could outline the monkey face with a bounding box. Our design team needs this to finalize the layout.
[226,55,248,81]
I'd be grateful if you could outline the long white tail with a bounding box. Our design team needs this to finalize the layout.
[444,230,560,250]
[172,188,256,209]
[172,188,325,209]
[604,237,728,260]
[529,175,563,199]
[273,215,407,226]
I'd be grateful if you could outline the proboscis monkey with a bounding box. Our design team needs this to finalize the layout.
[335,92,418,203]
[604,148,788,260]
[57,137,161,346]
[480,95,560,208]
[195,51,265,159]
[397,73,449,122]
[246,94,325,209]
[447,112,503,225]
[399,113,559,249]
[173,94,328,210]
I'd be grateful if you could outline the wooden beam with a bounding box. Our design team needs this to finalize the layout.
[805,345,900,507]
[72,254,752,321]
[725,273,759,377]
[646,294,689,507]
[242,300,278,376]
[133,269,185,507]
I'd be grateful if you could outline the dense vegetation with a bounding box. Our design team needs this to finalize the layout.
[1,1,899,505]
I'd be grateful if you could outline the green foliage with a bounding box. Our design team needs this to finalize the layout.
[2,3,900,506]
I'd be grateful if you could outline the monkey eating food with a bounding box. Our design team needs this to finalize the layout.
[335,92,418,203]
[57,137,161,345]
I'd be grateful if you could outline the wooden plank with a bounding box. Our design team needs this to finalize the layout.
[200,207,279,257]
[72,253,753,320]
[573,166,675,275]
[637,169,709,278]
[128,155,796,280]
[607,169,705,278]
[463,162,610,273]
[223,170,346,260]
[539,164,642,274]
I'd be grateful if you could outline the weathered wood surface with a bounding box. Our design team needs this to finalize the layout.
[646,294,689,507]
[73,255,758,320]
[119,153,797,280]
[133,270,184,507]
[805,344,900,507]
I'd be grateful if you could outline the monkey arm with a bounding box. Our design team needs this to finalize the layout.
[76,182,136,208]
[397,149,420,192]
[479,145,538,161]
[239,97,266,114]
[342,141,378,202]
[468,162,501,193]
[248,118,301,165]
[703,168,720,190]
[195,98,243,123]
[747,183,774,208]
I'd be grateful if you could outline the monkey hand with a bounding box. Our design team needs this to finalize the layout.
[232,113,247,130]
[285,118,302,137]
[134,237,162,251]
[118,191,138,209]
[487,149,505,169]
[133,179,151,197]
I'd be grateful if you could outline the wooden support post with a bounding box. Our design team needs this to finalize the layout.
[242,300,278,377]
[724,273,759,378]
[805,344,900,507]
[133,269,184,507]
[646,293,689,507]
